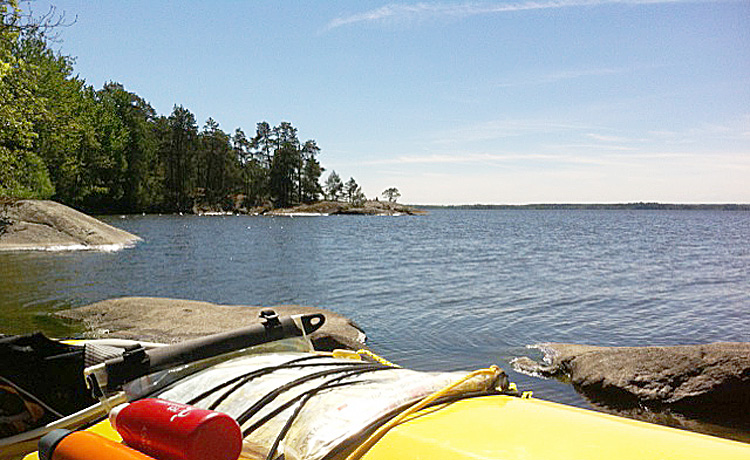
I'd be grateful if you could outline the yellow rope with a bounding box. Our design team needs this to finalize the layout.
[355,349,398,367]
[344,365,502,460]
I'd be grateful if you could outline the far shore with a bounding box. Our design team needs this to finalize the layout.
[0,199,425,251]
[419,202,750,211]
[243,200,427,217]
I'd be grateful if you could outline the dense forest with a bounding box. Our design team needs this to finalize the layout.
[1,2,360,214]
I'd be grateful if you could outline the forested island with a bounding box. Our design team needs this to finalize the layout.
[1,3,388,215]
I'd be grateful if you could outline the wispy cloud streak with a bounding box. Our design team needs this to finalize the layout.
[326,0,703,30]
[494,67,628,87]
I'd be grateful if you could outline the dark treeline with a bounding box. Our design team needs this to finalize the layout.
[1,2,328,213]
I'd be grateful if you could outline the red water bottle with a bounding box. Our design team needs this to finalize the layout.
[109,398,242,460]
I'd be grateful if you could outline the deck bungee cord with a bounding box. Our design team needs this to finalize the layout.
[184,356,363,408]
[343,365,504,460]
[259,365,396,460]
[165,346,522,460]
[233,362,391,428]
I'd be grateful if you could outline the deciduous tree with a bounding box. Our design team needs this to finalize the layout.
[382,187,400,203]
[0,2,53,198]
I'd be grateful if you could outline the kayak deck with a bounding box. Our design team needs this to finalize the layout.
[360,395,750,460]
[22,394,750,460]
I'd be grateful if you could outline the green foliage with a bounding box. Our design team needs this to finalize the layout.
[160,105,198,212]
[269,142,298,208]
[325,170,343,201]
[382,187,400,203]
[300,140,323,203]
[0,7,355,212]
[0,3,53,198]
[344,177,366,206]
[197,118,241,207]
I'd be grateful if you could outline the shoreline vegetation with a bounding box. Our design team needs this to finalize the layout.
[1,5,386,216]
[207,199,427,217]
[0,199,424,251]
[3,199,748,252]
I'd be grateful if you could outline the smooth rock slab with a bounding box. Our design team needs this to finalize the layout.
[56,297,367,351]
[513,342,750,414]
[0,200,141,251]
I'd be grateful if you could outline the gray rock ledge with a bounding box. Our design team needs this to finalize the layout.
[513,342,750,413]
[0,200,141,251]
[56,297,367,351]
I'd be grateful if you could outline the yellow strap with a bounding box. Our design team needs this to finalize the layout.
[344,365,502,460]
[355,349,398,368]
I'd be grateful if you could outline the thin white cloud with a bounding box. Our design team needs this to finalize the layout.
[364,149,750,172]
[326,0,705,30]
[431,118,595,145]
[365,152,558,165]
[495,67,628,88]
[648,117,750,143]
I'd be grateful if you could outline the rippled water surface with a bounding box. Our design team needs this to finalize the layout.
[2,209,750,411]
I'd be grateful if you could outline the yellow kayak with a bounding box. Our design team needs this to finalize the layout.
[21,392,750,460]
[5,314,750,460]
[19,353,750,460]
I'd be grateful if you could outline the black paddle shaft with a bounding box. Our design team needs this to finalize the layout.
[103,311,325,391]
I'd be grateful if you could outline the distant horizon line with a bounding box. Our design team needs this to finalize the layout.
[409,202,750,210]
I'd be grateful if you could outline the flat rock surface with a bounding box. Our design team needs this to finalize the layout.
[514,342,750,412]
[56,297,367,351]
[0,200,141,250]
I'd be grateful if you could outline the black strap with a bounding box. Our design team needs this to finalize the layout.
[235,362,387,426]
[243,364,391,437]
[206,359,359,410]
[184,355,358,407]
[260,365,392,460]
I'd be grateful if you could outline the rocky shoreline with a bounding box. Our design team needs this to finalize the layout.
[13,296,750,442]
[512,342,750,441]
[59,296,750,426]
[206,199,427,217]
[0,199,423,251]
[56,297,367,352]
[0,200,141,251]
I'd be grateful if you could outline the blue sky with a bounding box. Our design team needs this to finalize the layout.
[34,0,749,204]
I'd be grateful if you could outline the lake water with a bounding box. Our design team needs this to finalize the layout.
[2,209,750,435]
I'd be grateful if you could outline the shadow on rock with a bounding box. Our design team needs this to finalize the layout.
[512,342,750,442]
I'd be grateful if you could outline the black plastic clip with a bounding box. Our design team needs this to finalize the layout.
[121,343,147,364]
[260,309,281,331]
[86,373,104,399]
[104,343,150,391]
